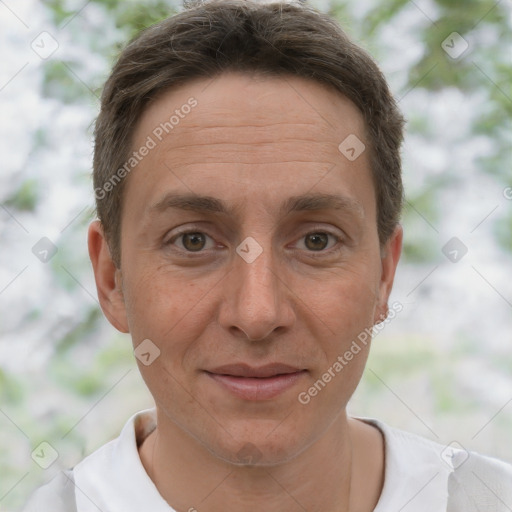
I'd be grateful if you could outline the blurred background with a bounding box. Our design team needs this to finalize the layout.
[0,0,511,509]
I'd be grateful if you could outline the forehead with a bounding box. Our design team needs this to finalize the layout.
[136,71,366,155]
[124,71,374,221]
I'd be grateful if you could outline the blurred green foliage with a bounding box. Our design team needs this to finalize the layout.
[3,180,39,212]
[44,0,177,38]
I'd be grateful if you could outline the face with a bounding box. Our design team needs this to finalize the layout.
[89,72,401,465]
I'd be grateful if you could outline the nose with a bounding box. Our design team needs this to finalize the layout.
[218,241,295,341]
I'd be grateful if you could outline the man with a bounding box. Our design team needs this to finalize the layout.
[23,0,512,510]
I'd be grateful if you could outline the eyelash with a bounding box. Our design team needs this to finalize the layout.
[165,228,344,257]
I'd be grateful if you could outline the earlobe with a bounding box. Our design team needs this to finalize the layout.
[374,224,403,325]
[88,220,129,333]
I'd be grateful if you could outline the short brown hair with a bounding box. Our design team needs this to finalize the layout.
[93,0,405,266]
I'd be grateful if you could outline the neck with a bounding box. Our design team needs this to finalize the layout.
[140,410,358,512]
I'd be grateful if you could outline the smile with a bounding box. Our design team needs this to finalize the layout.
[205,364,308,401]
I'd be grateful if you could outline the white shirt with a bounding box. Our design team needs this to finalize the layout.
[22,409,512,511]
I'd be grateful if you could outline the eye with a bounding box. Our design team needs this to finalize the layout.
[168,231,216,252]
[296,231,340,252]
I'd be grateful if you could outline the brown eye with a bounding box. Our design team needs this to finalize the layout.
[166,229,217,254]
[181,232,206,251]
[304,233,329,251]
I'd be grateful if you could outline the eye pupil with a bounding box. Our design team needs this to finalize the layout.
[305,233,328,251]
[183,232,206,251]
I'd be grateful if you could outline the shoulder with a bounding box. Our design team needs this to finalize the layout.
[359,418,512,512]
[366,418,453,511]
[21,409,158,512]
[21,470,77,512]
[448,449,512,511]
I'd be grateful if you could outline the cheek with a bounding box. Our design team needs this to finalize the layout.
[297,263,379,403]
[301,280,375,416]
[124,269,214,402]
[122,263,213,349]
[304,263,380,336]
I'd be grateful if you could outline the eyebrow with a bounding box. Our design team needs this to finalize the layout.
[148,192,364,218]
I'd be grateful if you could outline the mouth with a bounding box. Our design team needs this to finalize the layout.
[204,363,308,401]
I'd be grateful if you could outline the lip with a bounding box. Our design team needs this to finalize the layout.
[208,363,303,378]
[205,363,307,401]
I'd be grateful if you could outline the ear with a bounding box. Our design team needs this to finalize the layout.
[88,220,129,333]
[374,224,403,324]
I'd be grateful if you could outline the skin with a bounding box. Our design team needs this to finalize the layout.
[89,71,402,512]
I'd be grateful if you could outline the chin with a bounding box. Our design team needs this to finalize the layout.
[203,419,316,467]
